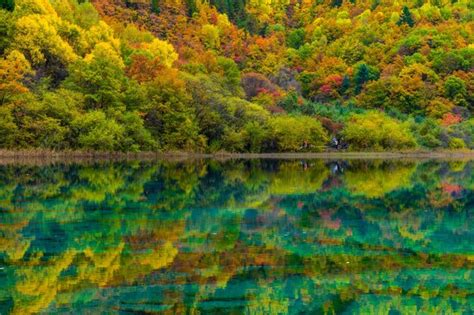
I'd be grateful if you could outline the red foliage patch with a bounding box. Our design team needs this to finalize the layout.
[441,113,462,126]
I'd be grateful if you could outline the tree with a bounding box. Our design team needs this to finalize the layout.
[342,111,416,150]
[151,0,160,14]
[64,43,126,110]
[0,10,12,54]
[354,64,378,94]
[398,6,415,27]
[410,118,443,148]
[0,106,17,147]
[287,28,305,49]
[144,70,204,151]
[118,111,157,151]
[0,0,14,11]
[142,38,178,68]
[13,14,76,65]
[0,50,32,105]
[71,110,124,151]
[267,115,328,152]
[201,24,220,50]
[444,76,466,100]
[331,0,343,8]
[217,57,241,93]
[185,0,197,17]
[210,0,247,24]
[241,72,279,100]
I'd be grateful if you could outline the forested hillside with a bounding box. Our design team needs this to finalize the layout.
[0,0,473,152]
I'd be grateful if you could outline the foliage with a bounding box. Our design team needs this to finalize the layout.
[0,0,471,152]
[342,111,416,150]
[71,110,124,150]
[0,0,14,11]
[0,50,32,105]
[267,115,328,152]
[397,6,415,27]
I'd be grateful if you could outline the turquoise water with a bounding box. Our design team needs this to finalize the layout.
[0,159,472,314]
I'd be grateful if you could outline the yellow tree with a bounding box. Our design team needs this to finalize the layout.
[13,14,77,65]
[142,38,179,68]
[0,50,33,105]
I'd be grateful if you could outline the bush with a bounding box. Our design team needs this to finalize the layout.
[410,118,444,148]
[449,119,473,149]
[118,112,157,151]
[266,115,328,152]
[342,111,416,150]
[72,111,124,151]
[449,137,466,149]
[444,76,467,100]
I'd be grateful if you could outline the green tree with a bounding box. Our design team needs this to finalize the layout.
[185,0,197,17]
[118,111,157,151]
[0,106,17,147]
[0,0,14,11]
[287,28,305,49]
[354,64,379,94]
[444,76,466,100]
[211,0,247,24]
[331,0,343,7]
[411,118,443,148]
[151,0,160,14]
[398,6,415,27]
[144,73,204,151]
[0,10,13,54]
[64,43,126,110]
[217,57,241,94]
[71,110,124,151]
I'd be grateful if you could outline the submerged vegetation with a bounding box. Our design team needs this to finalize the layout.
[0,0,472,152]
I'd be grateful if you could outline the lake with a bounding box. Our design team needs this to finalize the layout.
[0,158,472,314]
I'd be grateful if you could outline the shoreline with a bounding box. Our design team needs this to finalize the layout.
[0,149,473,163]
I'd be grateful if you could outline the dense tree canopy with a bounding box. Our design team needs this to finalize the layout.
[0,0,472,152]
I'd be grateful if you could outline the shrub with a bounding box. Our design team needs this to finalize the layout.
[444,76,467,100]
[449,138,466,149]
[266,115,328,152]
[342,111,416,150]
[411,118,443,148]
[72,111,124,151]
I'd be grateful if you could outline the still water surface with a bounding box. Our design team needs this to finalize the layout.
[0,159,472,314]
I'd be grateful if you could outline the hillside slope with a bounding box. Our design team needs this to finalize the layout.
[0,0,472,152]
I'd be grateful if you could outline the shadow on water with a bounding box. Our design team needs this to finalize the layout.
[0,158,472,314]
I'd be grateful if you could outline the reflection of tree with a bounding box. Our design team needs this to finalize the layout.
[343,161,416,198]
[0,159,472,313]
[267,160,329,195]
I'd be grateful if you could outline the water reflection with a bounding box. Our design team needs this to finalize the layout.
[0,159,472,314]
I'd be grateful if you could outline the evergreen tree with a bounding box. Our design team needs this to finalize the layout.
[185,0,197,17]
[210,0,246,24]
[151,0,160,14]
[354,64,369,94]
[0,0,14,11]
[341,75,351,95]
[397,6,415,27]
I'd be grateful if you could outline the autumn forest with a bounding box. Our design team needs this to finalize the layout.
[0,0,473,152]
